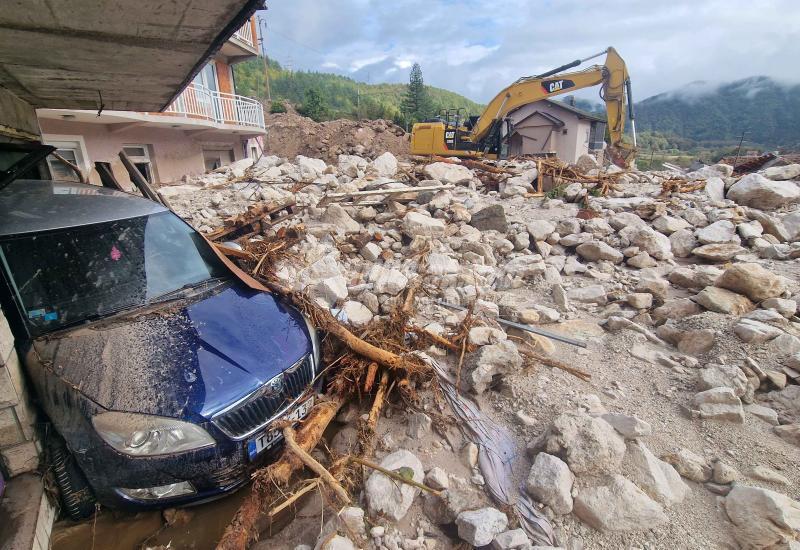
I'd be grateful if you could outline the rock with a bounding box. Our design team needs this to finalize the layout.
[705,176,726,202]
[763,164,800,180]
[423,162,474,185]
[427,253,459,275]
[713,461,739,484]
[583,218,614,237]
[337,507,367,539]
[338,154,367,177]
[627,251,657,268]
[693,387,745,422]
[321,204,361,234]
[367,265,409,295]
[365,450,424,521]
[716,263,787,302]
[750,465,790,486]
[692,243,746,262]
[567,285,608,305]
[531,412,625,476]
[774,424,800,446]
[340,301,373,327]
[369,152,398,177]
[652,215,690,235]
[661,448,712,482]
[313,276,348,307]
[573,475,668,531]
[360,242,382,262]
[491,529,531,550]
[738,219,764,240]
[745,404,779,425]
[319,535,355,550]
[695,220,740,245]
[734,318,783,343]
[694,286,754,315]
[623,293,651,310]
[525,453,574,515]
[468,326,507,346]
[601,413,652,438]
[760,298,797,318]
[526,219,556,241]
[464,341,523,394]
[724,485,800,549]
[761,385,800,424]
[503,256,546,279]
[626,441,689,506]
[296,155,327,179]
[576,241,624,263]
[653,298,702,322]
[576,154,600,172]
[456,508,508,547]
[728,173,800,209]
[669,228,699,258]
[403,211,446,237]
[697,364,748,397]
[619,226,672,260]
[609,212,647,230]
[424,467,449,491]
[470,205,507,232]
[677,329,716,355]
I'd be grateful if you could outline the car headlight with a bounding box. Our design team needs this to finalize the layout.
[92,412,215,457]
[303,315,322,370]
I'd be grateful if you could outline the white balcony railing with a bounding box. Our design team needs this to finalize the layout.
[165,82,265,130]
[232,21,255,48]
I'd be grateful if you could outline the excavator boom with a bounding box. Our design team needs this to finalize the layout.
[410,47,636,167]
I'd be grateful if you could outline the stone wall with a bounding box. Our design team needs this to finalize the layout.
[0,309,39,478]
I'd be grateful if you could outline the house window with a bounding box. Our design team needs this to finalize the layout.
[45,140,85,182]
[123,145,154,183]
[203,149,234,171]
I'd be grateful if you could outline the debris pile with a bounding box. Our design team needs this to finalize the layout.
[262,112,409,162]
[159,151,800,550]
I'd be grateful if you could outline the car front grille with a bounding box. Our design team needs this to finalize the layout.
[212,354,315,440]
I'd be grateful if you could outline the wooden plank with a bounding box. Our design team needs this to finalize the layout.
[118,150,162,204]
[94,161,124,191]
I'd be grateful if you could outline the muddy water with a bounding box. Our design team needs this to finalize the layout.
[51,484,304,550]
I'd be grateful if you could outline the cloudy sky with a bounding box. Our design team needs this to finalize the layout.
[259,0,800,104]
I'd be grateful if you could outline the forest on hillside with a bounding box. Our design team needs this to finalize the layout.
[233,58,484,127]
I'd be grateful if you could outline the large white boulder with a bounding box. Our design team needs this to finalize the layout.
[715,262,787,302]
[573,475,668,531]
[365,450,424,521]
[423,162,474,185]
[724,485,800,550]
[369,152,398,177]
[525,453,574,515]
[727,173,800,209]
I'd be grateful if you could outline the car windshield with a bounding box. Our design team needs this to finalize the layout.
[0,211,228,335]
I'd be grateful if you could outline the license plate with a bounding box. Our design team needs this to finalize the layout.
[246,396,315,460]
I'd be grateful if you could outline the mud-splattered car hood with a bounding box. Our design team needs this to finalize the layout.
[32,283,312,419]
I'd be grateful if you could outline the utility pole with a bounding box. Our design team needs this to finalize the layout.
[257,14,271,104]
[732,129,747,173]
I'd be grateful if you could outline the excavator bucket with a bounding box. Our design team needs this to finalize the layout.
[607,143,637,169]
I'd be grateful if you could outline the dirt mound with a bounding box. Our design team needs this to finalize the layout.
[263,112,409,162]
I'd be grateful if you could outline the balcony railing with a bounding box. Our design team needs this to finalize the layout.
[232,21,255,49]
[165,82,265,130]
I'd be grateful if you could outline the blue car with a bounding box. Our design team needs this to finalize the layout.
[0,174,321,519]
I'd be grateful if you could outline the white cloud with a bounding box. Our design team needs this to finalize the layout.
[262,0,800,103]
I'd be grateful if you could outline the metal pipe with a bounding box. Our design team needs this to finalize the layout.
[434,300,588,348]
[581,49,609,64]
[625,79,637,147]
[534,59,582,79]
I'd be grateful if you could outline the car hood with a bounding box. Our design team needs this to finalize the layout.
[33,283,312,419]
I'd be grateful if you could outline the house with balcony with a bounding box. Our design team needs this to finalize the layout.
[36,18,265,187]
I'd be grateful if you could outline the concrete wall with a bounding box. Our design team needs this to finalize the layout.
[0,87,42,141]
[507,101,595,163]
[0,310,40,478]
[39,118,248,186]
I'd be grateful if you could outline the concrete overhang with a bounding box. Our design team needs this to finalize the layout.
[0,0,264,112]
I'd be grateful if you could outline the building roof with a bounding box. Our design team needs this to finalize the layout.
[0,180,167,237]
[545,99,607,123]
[0,0,263,112]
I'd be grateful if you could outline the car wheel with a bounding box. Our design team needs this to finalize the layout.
[47,433,97,520]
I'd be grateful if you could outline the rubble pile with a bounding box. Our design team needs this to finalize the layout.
[262,112,409,162]
[162,152,800,550]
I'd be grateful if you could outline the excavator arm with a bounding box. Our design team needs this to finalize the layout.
[411,47,636,167]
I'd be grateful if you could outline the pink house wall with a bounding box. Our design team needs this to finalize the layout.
[507,102,595,163]
[39,118,247,187]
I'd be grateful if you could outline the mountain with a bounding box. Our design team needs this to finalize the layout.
[233,59,484,125]
[636,77,800,149]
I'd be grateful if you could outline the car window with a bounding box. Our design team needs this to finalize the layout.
[0,212,228,335]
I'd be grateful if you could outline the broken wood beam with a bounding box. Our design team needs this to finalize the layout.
[323,184,455,200]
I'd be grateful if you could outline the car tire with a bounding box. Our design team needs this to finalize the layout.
[47,433,97,520]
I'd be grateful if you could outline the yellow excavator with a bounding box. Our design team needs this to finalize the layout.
[410,47,637,167]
